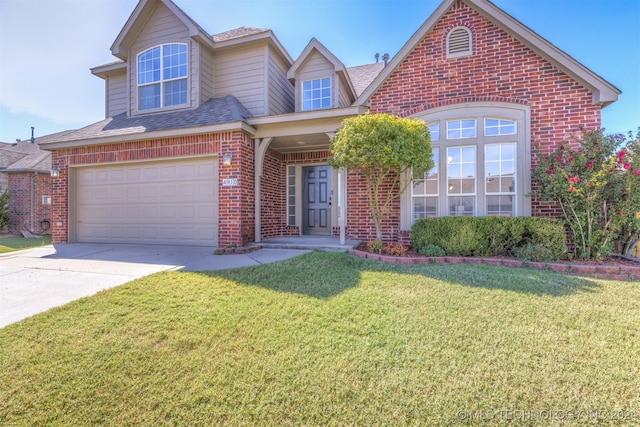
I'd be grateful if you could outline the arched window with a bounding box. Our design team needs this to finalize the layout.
[137,43,188,111]
[446,26,472,58]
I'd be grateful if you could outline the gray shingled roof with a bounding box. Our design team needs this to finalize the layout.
[41,96,252,144]
[212,26,269,42]
[0,130,73,172]
[346,62,385,97]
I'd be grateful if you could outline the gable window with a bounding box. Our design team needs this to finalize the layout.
[137,43,188,111]
[446,26,472,58]
[302,78,331,110]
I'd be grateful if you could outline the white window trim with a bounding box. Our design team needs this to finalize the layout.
[136,43,189,113]
[400,102,531,230]
[446,26,472,59]
[301,77,332,111]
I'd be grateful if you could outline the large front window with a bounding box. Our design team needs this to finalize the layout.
[403,104,529,228]
[302,78,331,110]
[137,43,188,111]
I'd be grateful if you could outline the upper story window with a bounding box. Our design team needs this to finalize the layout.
[446,26,472,58]
[302,78,331,110]
[137,43,188,111]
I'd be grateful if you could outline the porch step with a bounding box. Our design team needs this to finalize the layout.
[250,236,361,252]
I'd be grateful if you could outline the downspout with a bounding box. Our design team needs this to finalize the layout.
[30,172,36,232]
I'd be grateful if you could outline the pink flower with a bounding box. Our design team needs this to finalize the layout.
[624,163,630,169]
[567,176,579,183]
[568,187,575,193]
[619,151,626,158]
[560,145,565,151]
[555,156,562,162]
[636,170,640,176]
[568,157,574,163]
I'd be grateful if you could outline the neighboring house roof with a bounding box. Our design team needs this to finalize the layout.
[356,0,620,107]
[40,96,253,146]
[346,62,385,97]
[0,131,73,172]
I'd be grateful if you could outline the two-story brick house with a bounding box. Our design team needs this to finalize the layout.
[40,0,619,248]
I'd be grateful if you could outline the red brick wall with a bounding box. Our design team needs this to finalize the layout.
[6,172,52,235]
[50,131,254,247]
[346,0,601,242]
[260,148,283,238]
[259,149,331,240]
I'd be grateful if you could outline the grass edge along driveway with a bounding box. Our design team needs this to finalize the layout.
[0,235,52,254]
[1,251,638,425]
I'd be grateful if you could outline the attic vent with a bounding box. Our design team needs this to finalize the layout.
[446,26,472,58]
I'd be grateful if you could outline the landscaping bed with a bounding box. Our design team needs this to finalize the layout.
[351,243,640,281]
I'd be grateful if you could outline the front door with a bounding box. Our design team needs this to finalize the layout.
[303,166,331,235]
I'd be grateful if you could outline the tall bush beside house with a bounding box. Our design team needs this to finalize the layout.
[329,112,433,242]
[0,190,10,232]
[532,129,640,260]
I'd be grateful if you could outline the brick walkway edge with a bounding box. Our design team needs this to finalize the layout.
[348,249,640,282]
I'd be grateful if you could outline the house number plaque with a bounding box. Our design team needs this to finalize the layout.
[222,178,238,187]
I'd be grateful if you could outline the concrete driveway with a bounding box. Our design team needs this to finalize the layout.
[0,243,309,328]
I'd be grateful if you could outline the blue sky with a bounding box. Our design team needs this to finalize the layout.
[0,0,638,143]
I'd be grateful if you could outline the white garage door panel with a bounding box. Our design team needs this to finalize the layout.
[75,158,218,246]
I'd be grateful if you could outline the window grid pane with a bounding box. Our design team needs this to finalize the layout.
[287,166,296,226]
[137,44,187,110]
[428,123,439,141]
[485,143,516,216]
[412,149,438,222]
[447,146,476,216]
[484,118,516,136]
[302,78,331,111]
[447,119,476,139]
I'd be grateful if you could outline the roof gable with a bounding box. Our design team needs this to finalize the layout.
[111,0,213,60]
[356,0,619,107]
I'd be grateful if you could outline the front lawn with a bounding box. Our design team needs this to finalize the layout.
[1,252,638,425]
[0,234,52,254]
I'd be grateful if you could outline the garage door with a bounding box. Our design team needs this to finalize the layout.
[74,157,218,246]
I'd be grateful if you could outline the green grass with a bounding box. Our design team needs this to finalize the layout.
[0,234,51,253]
[1,252,638,425]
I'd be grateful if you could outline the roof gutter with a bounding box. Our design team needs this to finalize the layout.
[39,121,257,150]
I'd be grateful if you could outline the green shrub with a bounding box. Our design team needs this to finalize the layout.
[411,216,567,259]
[410,216,481,256]
[367,240,384,254]
[0,190,10,230]
[418,244,446,257]
[513,243,557,262]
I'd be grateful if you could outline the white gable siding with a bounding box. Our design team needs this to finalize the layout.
[128,2,192,114]
[268,51,294,115]
[106,71,127,117]
[294,50,336,111]
[213,44,266,116]
[338,75,352,108]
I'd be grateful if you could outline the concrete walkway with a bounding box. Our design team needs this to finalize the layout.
[0,243,309,328]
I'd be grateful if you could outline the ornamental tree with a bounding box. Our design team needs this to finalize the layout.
[328,112,432,242]
[532,128,640,259]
